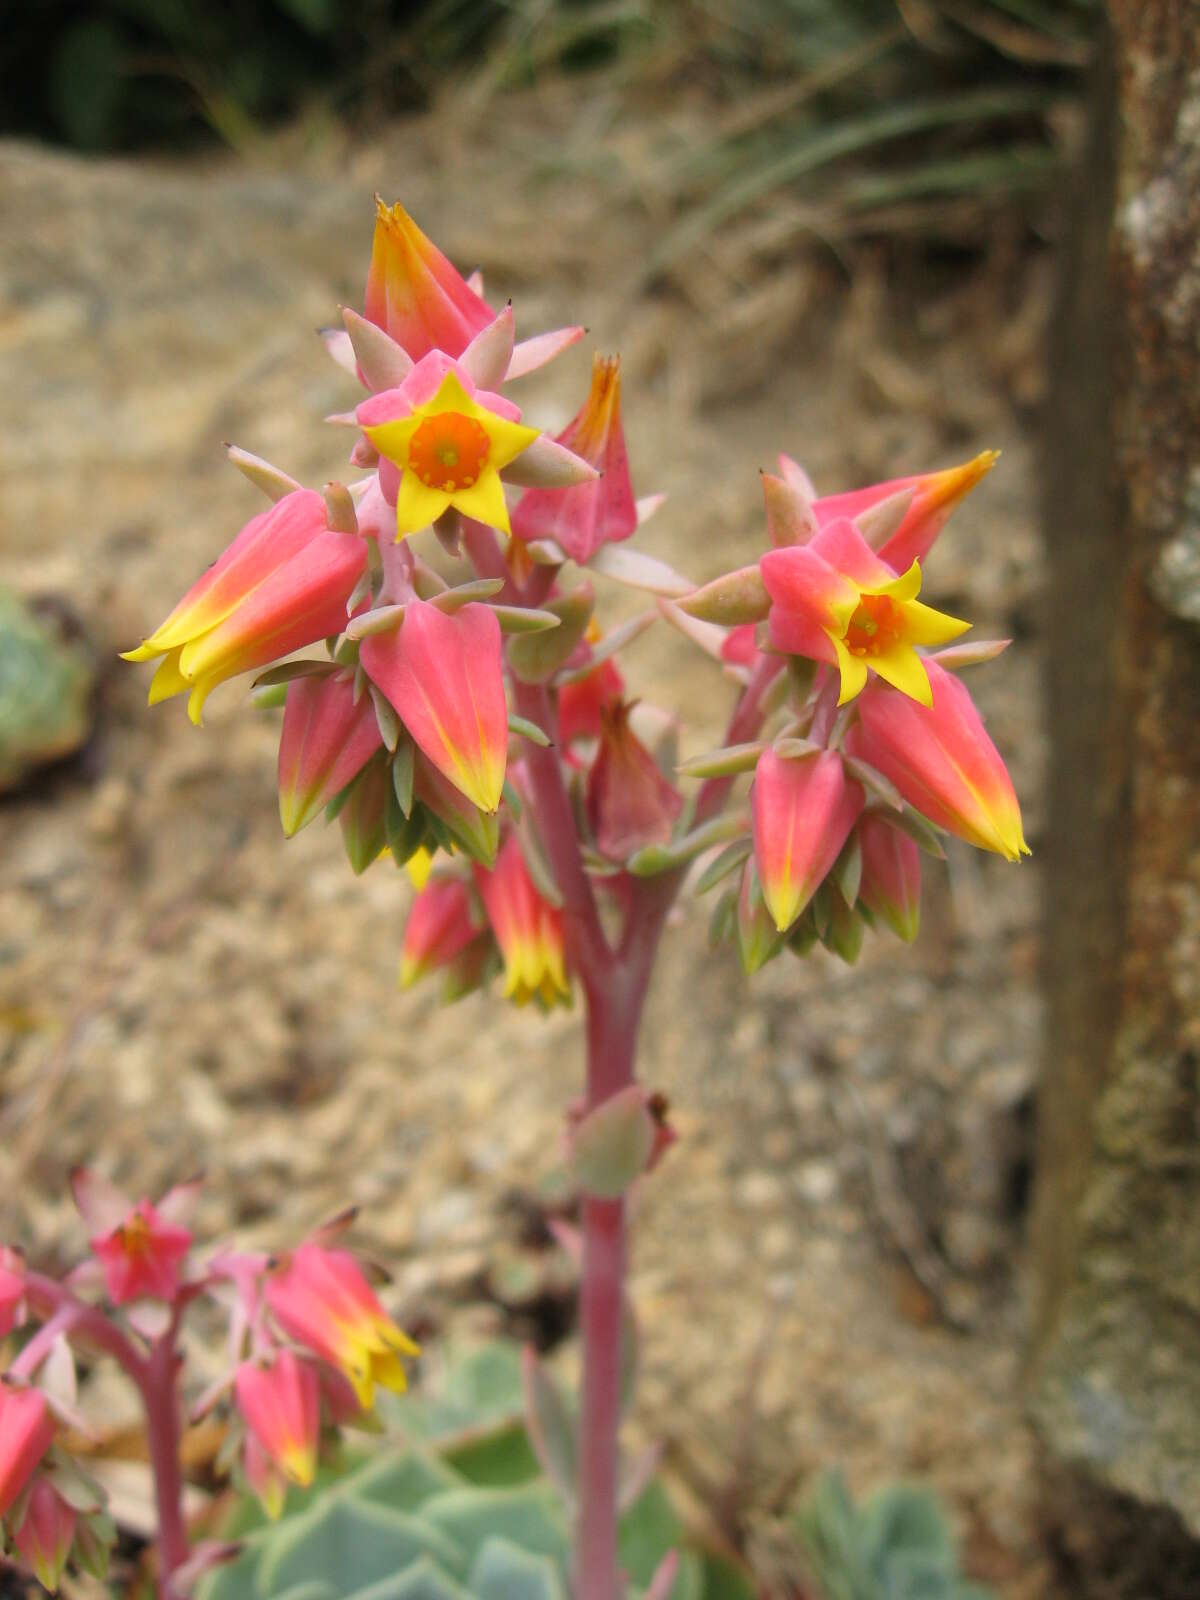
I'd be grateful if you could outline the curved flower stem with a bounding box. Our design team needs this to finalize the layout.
[24,1273,189,1598]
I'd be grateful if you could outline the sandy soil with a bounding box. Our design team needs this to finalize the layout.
[1,81,1052,1596]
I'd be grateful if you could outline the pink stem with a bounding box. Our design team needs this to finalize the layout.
[575,973,646,1600]
[144,1333,190,1595]
[511,678,612,976]
[24,1273,189,1598]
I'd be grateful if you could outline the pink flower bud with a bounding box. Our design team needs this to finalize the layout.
[857,813,922,942]
[277,671,384,837]
[121,490,367,725]
[585,702,683,862]
[400,878,482,990]
[474,836,570,1009]
[234,1350,321,1491]
[365,198,494,363]
[511,355,637,563]
[752,747,865,933]
[265,1244,418,1410]
[361,600,507,814]
[813,451,999,571]
[90,1199,192,1306]
[0,1384,55,1519]
[846,662,1028,862]
[12,1478,75,1591]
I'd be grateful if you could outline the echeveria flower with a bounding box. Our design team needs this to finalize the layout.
[761,518,968,707]
[122,491,367,724]
[846,662,1028,861]
[266,1244,418,1410]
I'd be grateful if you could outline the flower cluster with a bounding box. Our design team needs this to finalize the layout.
[0,1176,416,1592]
[123,194,1025,1004]
[677,451,1027,970]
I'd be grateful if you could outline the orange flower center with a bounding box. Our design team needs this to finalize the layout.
[408,412,490,492]
[845,593,904,657]
[119,1213,152,1258]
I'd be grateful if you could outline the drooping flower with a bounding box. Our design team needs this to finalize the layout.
[265,1243,418,1410]
[474,836,570,1008]
[0,1384,56,1519]
[121,490,367,725]
[846,661,1028,861]
[89,1198,192,1306]
[360,355,538,538]
[400,877,484,990]
[234,1351,321,1492]
[811,450,999,571]
[751,747,865,932]
[761,518,968,707]
[585,701,682,862]
[361,600,508,814]
[511,354,637,563]
[364,197,495,363]
[277,670,384,837]
[857,812,921,942]
[12,1478,76,1591]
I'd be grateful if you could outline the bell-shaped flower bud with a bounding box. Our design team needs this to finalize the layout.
[586,702,683,862]
[474,836,570,1009]
[761,518,968,707]
[87,1196,192,1306]
[511,354,637,563]
[752,747,865,933]
[265,1243,418,1411]
[277,671,384,837]
[121,490,368,725]
[400,877,484,990]
[851,662,1030,864]
[846,662,1028,862]
[0,1248,26,1338]
[361,600,507,814]
[234,1350,321,1493]
[364,197,494,362]
[813,451,998,571]
[0,1384,56,1518]
[12,1478,76,1592]
[857,812,922,942]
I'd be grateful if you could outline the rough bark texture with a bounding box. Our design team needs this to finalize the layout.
[1032,0,1200,1571]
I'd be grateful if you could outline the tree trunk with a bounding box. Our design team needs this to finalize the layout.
[1032,1,1200,1584]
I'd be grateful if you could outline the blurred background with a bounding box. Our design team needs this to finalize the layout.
[6,3,1198,1597]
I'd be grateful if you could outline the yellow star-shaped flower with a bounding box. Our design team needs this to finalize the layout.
[364,372,538,539]
[825,559,969,707]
